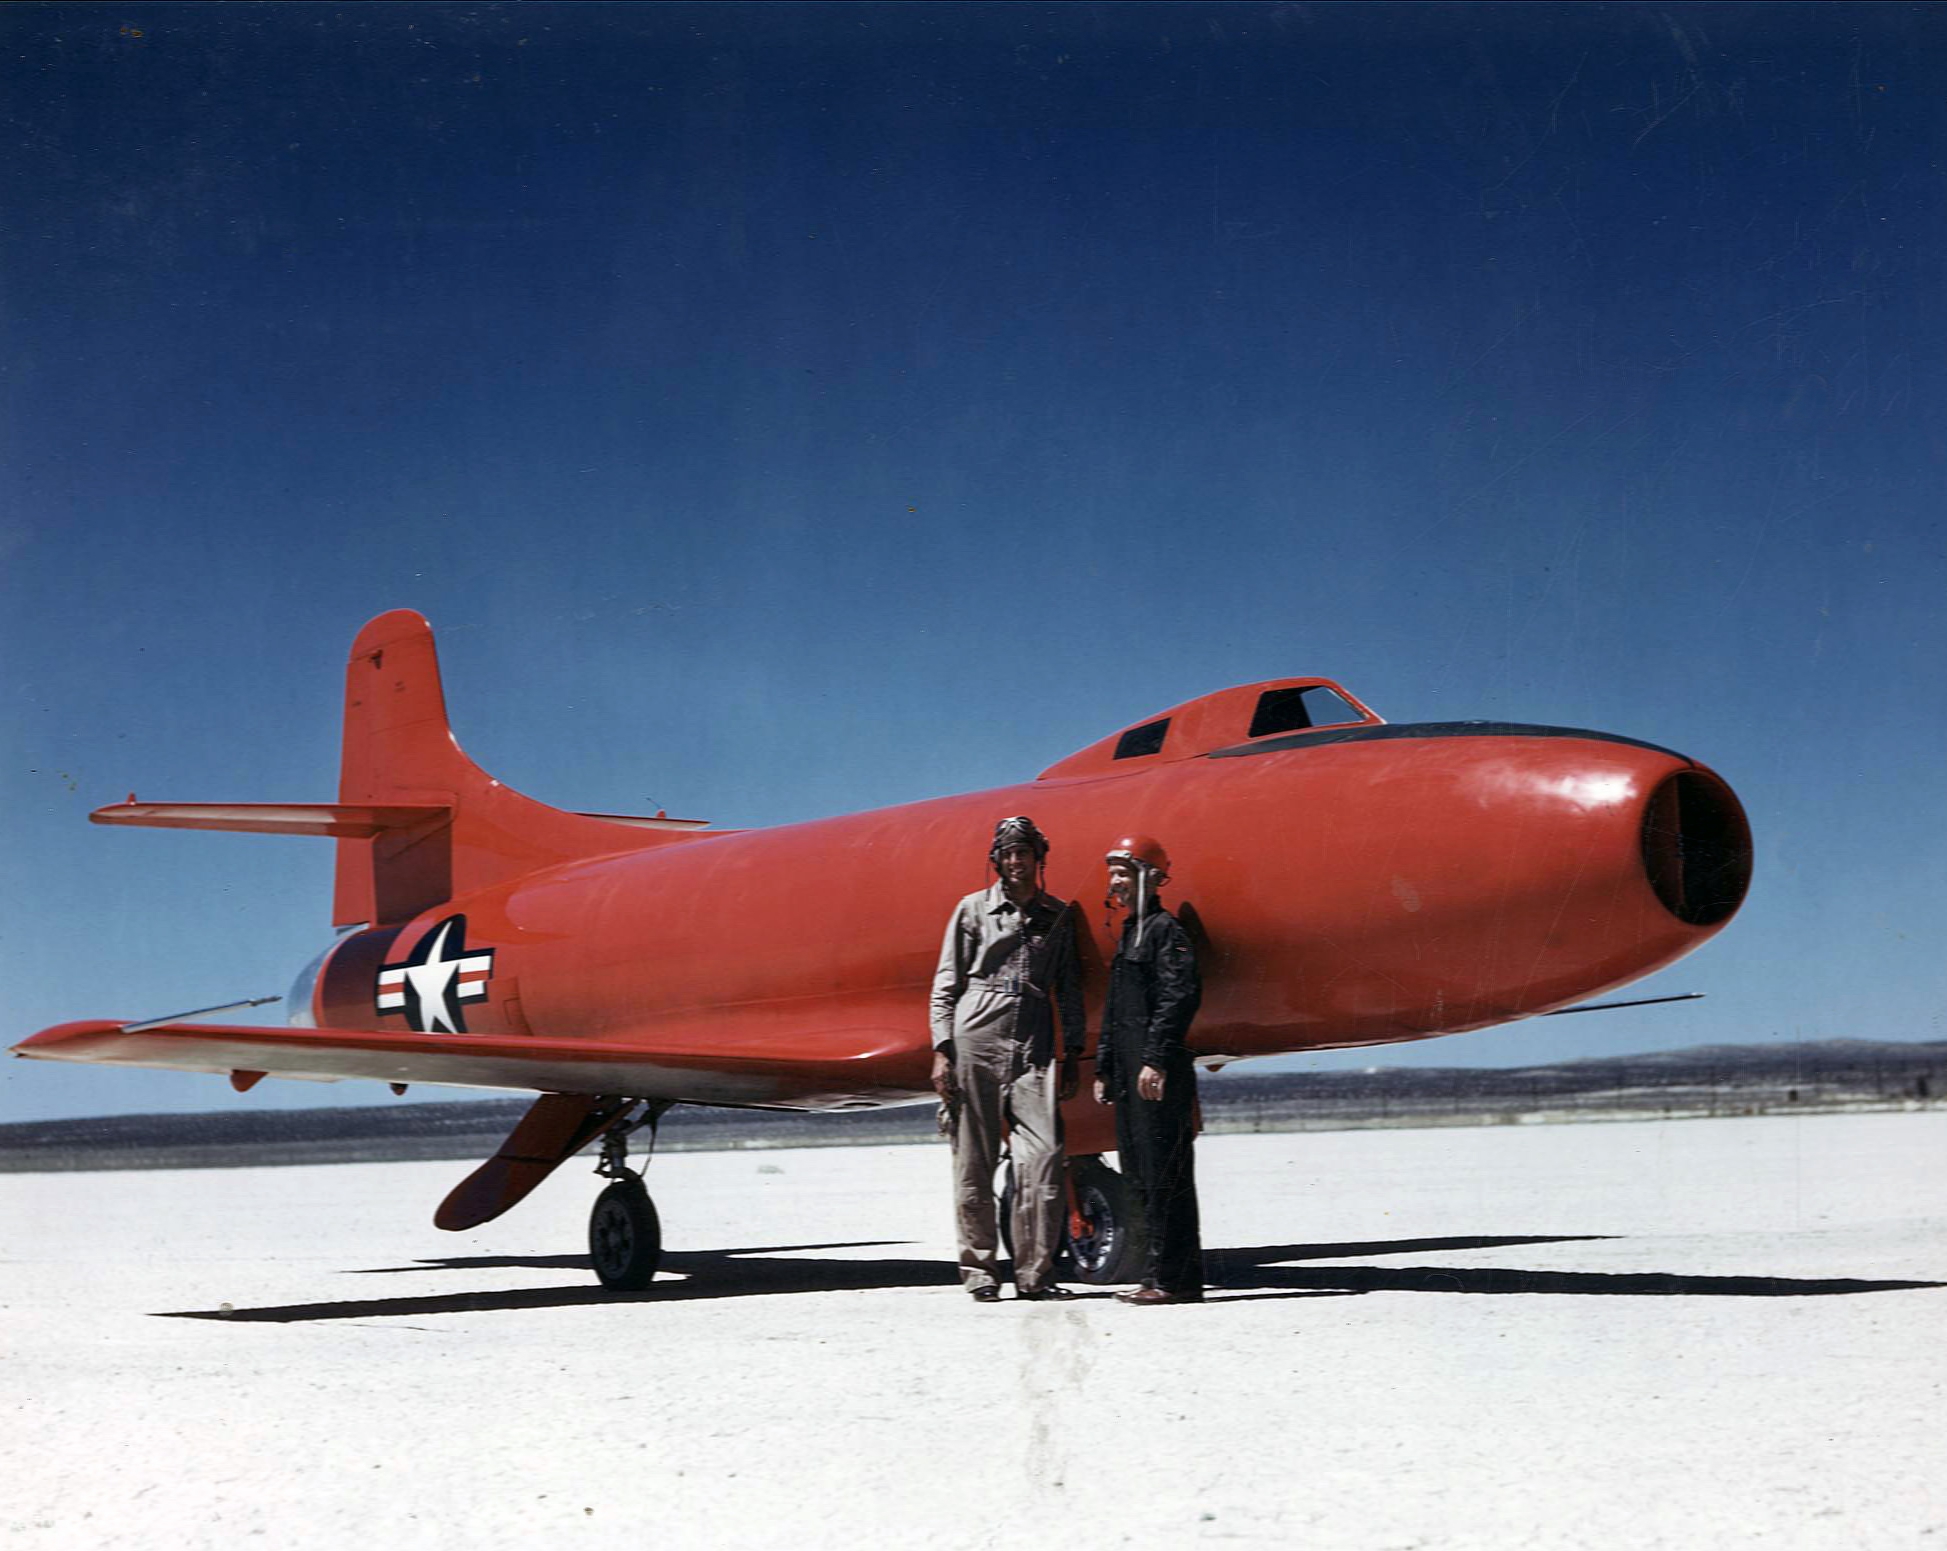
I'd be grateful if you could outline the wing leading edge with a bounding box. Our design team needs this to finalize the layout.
[15,1020,926,1110]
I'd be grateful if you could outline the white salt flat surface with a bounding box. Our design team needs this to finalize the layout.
[3,1112,1942,1550]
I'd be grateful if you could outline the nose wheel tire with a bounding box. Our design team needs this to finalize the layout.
[1004,1157,1147,1285]
[589,1177,662,1290]
[1066,1157,1146,1285]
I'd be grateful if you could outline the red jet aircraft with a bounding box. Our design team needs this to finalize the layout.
[15,610,1751,1288]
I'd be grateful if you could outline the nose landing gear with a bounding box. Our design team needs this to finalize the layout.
[998,1154,1147,1285]
[1065,1155,1146,1285]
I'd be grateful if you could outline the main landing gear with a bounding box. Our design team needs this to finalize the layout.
[588,1102,671,1290]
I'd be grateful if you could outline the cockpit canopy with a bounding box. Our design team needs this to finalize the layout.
[1037,679,1383,780]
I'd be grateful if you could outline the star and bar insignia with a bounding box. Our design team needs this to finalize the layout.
[375,915,495,1034]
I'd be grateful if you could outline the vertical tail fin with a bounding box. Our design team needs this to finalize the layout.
[333,611,671,926]
[333,610,462,926]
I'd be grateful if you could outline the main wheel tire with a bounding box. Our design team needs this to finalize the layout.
[1065,1156,1147,1285]
[589,1178,662,1290]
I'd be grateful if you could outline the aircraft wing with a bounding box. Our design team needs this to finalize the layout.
[14,1020,926,1110]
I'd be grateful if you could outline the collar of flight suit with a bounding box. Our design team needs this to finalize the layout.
[983,881,1058,918]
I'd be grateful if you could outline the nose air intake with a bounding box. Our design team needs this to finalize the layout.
[1640,770,1752,927]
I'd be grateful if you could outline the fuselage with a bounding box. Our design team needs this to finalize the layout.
[303,718,1750,1107]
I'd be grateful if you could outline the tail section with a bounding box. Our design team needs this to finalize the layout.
[89,611,705,928]
[333,610,681,926]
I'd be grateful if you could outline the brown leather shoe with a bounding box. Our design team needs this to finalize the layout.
[970,1285,1000,1303]
[1117,1285,1201,1305]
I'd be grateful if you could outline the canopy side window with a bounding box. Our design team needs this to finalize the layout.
[1114,717,1171,760]
[1248,686,1365,739]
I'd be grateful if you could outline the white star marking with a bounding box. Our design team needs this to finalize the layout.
[402,918,465,1033]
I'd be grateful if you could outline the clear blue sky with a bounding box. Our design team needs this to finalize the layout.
[4,2,1943,1122]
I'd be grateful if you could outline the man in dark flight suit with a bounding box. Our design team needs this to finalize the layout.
[1093,834,1204,1304]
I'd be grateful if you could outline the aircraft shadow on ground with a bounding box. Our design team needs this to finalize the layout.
[155,1232,1942,1323]
[1201,1239,1945,1301]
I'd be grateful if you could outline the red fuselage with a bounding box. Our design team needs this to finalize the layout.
[307,718,1748,1108]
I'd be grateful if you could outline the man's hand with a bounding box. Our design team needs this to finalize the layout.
[1137,1065,1165,1102]
[931,1050,958,1103]
[1092,1078,1110,1106]
[1058,1057,1080,1102]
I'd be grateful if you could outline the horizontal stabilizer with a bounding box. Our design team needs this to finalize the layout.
[92,801,451,839]
[15,1019,924,1110]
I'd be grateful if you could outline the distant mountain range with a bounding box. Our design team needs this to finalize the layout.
[3,1038,1939,1173]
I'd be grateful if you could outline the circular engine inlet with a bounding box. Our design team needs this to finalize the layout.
[1640,770,1752,927]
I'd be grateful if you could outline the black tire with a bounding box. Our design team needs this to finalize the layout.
[1065,1156,1147,1285]
[589,1178,662,1290]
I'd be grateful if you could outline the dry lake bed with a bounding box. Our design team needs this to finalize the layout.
[4,1111,1941,1549]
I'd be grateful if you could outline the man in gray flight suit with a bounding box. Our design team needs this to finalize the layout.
[930,816,1085,1302]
